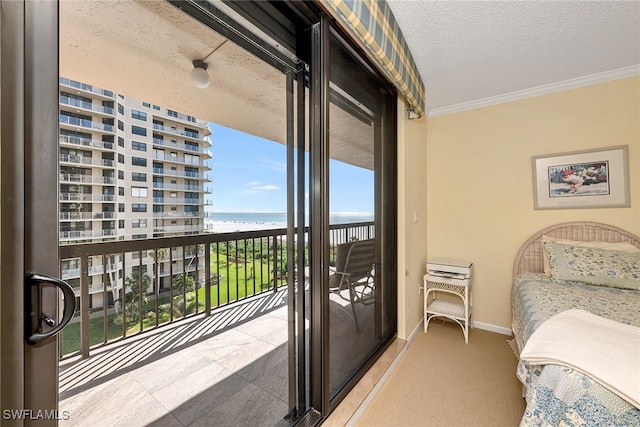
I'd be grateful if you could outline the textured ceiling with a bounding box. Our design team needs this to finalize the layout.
[386,0,640,115]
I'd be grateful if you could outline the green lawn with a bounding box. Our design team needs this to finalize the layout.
[62,253,284,355]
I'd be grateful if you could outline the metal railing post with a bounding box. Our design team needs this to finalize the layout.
[80,254,90,358]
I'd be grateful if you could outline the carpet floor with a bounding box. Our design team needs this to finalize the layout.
[356,321,526,427]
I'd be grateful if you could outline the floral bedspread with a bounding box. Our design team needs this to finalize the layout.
[511,273,640,426]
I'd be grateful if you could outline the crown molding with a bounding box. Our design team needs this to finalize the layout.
[427,65,640,118]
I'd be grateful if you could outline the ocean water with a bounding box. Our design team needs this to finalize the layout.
[208,212,374,226]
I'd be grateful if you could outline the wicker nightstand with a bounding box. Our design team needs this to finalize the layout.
[423,273,473,343]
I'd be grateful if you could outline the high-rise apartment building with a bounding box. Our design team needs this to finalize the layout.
[59,77,211,308]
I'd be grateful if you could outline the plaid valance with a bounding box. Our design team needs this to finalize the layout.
[321,0,426,118]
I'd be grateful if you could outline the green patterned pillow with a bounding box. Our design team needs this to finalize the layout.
[542,240,640,290]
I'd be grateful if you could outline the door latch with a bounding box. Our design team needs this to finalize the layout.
[25,273,76,345]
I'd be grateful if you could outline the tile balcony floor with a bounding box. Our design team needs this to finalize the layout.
[59,288,292,427]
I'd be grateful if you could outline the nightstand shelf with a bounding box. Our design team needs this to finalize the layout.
[423,273,473,343]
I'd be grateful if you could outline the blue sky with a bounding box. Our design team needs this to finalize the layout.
[206,124,374,213]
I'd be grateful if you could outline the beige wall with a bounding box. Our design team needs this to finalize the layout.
[396,98,429,339]
[423,77,640,331]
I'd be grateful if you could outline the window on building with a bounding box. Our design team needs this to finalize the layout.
[131,110,147,121]
[184,127,199,138]
[118,136,125,147]
[132,251,148,259]
[131,157,147,167]
[118,203,125,212]
[185,166,198,177]
[142,102,150,107]
[132,234,148,240]
[132,141,147,151]
[118,120,124,131]
[131,125,147,136]
[117,103,124,114]
[118,154,125,164]
[184,154,199,165]
[118,186,124,196]
[167,109,178,118]
[118,170,124,179]
[132,172,147,182]
[132,219,147,228]
[118,220,125,229]
[131,204,147,212]
[131,187,148,198]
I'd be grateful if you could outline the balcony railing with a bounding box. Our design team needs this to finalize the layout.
[60,114,114,133]
[59,212,116,221]
[152,197,212,205]
[152,137,212,156]
[59,221,374,359]
[59,95,114,115]
[60,174,115,185]
[152,211,212,219]
[60,193,115,202]
[152,182,209,192]
[152,167,206,179]
[59,154,115,168]
[59,135,114,150]
[152,123,202,139]
[59,77,115,98]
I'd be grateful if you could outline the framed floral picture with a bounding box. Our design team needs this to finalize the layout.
[532,145,630,210]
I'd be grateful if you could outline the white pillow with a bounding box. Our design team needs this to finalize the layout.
[541,235,640,275]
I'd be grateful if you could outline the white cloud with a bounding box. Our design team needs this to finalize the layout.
[245,181,279,192]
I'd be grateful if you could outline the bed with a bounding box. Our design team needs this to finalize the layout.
[511,222,640,426]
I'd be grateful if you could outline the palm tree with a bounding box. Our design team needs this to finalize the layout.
[117,270,151,326]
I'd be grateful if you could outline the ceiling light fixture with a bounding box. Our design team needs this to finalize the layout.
[190,41,228,90]
[191,59,210,89]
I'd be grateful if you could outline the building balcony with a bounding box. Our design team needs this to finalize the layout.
[152,137,212,156]
[152,182,211,193]
[60,174,115,185]
[152,168,207,179]
[60,229,116,240]
[155,110,209,130]
[59,135,114,151]
[59,114,115,133]
[59,154,115,168]
[152,224,205,234]
[57,220,377,425]
[59,95,115,116]
[60,193,116,202]
[151,123,204,140]
[152,211,211,219]
[59,77,116,99]
[59,288,290,426]
[153,197,212,205]
[59,212,116,221]
[153,152,208,166]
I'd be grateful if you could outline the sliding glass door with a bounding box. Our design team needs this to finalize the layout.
[326,32,397,404]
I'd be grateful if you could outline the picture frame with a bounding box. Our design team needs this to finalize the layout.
[532,145,630,210]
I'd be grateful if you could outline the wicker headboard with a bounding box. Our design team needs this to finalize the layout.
[512,222,640,281]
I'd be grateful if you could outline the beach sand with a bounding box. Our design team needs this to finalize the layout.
[206,221,287,234]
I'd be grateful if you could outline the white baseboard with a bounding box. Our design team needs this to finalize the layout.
[406,316,424,343]
[473,321,513,336]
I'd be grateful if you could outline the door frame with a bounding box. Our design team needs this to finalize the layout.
[1,0,61,423]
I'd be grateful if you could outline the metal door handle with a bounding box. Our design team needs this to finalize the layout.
[25,273,76,345]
